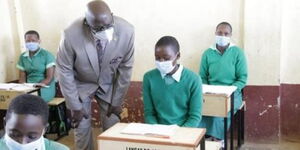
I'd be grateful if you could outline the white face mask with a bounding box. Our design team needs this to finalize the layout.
[4,133,45,150]
[92,27,114,42]
[215,35,230,47]
[155,60,175,75]
[25,42,40,52]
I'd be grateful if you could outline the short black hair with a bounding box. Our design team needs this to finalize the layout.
[24,30,40,39]
[216,22,232,33]
[5,94,49,125]
[155,36,180,53]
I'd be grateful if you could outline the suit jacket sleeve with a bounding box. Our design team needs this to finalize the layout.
[111,30,135,107]
[56,32,82,110]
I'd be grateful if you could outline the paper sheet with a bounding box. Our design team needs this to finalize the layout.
[0,83,36,91]
[202,84,237,97]
[0,83,19,90]
[121,123,179,138]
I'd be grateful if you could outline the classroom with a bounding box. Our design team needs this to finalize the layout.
[0,0,299,150]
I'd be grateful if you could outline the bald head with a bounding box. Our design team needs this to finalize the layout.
[85,0,113,32]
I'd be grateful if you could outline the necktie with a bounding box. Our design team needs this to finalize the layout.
[96,39,106,70]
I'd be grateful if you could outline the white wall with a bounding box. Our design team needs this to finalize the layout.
[18,0,243,81]
[1,0,299,85]
[280,0,300,84]
[243,0,282,85]
[0,0,22,82]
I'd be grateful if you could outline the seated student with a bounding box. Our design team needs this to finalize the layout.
[198,22,248,140]
[0,94,69,150]
[143,36,202,127]
[17,30,56,102]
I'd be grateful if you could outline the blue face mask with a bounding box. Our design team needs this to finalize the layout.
[215,36,230,47]
[25,42,39,51]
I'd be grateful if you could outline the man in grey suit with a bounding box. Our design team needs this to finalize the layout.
[56,0,134,149]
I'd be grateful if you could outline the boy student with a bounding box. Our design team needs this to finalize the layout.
[198,22,247,141]
[143,36,202,127]
[0,94,69,150]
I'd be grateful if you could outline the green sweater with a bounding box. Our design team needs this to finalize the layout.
[143,67,202,127]
[0,138,69,150]
[199,45,247,91]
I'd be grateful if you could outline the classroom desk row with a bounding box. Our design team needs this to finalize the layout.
[0,83,243,150]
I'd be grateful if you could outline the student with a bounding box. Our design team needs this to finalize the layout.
[143,36,202,127]
[17,30,56,102]
[198,22,248,140]
[0,94,69,150]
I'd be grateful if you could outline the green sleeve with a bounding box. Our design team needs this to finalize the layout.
[45,51,56,69]
[143,73,158,124]
[199,51,209,84]
[45,138,69,150]
[232,49,248,91]
[182,75,202,127]
[16,54,25,71]
[0,138,9,150]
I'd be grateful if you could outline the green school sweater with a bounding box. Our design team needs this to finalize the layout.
[143,67,202,127]
[199,45,247,91]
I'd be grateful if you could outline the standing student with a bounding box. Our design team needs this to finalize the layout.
[143,36,202,127]
[17,30,56,102]
[198,22,248,140]
[56,0,134,149]
[0,94,69,150]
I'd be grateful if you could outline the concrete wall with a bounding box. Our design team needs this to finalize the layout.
[0,0,23,82]
[18,0,244,81]
[280,0,300,84]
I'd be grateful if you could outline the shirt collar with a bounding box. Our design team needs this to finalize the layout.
[210,43,235,53]
[23,48,41,57]
[160,64,183,82]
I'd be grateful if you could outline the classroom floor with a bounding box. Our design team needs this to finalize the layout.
[52,128,300,150]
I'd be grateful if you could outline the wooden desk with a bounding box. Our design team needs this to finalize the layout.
[0,83,40,110]
[202,85,236,150]
[202,94,231,117]
[98,123,206,150]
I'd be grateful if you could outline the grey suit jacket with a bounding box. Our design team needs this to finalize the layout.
[56,16,134,110]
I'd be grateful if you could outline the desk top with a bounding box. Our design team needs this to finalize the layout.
[98,123,206,147]
[202,84,237,97]
[0,83,38,92]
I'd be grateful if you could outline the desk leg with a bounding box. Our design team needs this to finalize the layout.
[200,136,205,150]
[230,94,234,150]
[238,109,243,147]
[241,107,245,145]
[224,118,227,150]
[37,89,41,96]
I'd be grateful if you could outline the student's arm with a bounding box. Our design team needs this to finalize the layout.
[143,73,158,124]
[40,66,55,85]
[19,71,26,83]
[182,76,202,127]
[199,51,209,84]
[40,52,55,85]
[232,50,248,91]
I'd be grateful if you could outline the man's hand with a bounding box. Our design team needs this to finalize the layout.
[107,105,122,118]
[71,109,89,128]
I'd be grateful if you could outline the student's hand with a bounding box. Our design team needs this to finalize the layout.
[107,105,122,118]
[71,109,88,128]
[34,83,48,88]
